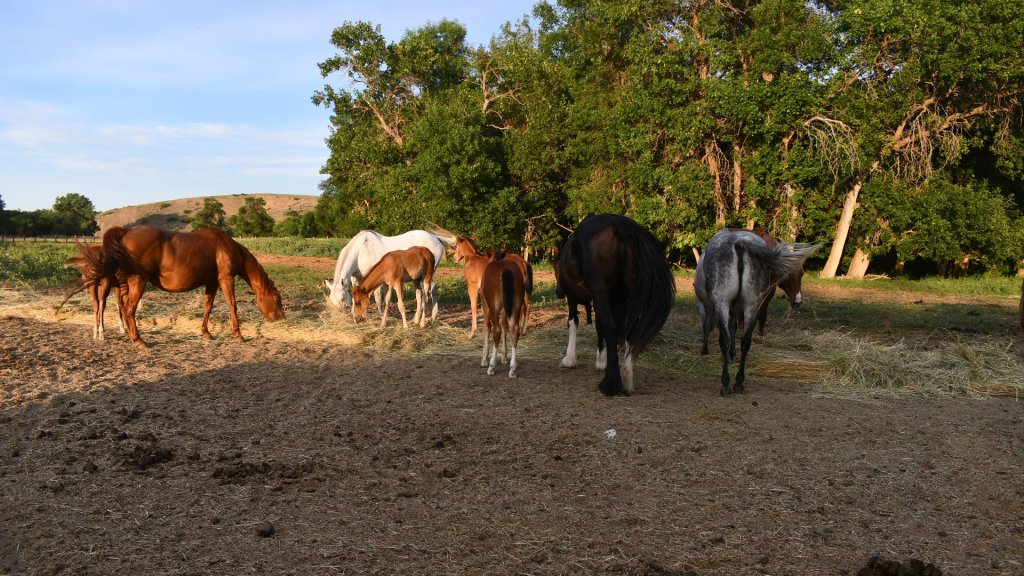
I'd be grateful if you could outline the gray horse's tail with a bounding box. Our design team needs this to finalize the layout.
[735,237,821,278]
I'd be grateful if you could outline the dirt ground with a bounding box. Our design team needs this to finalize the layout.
[1,269,1023,575]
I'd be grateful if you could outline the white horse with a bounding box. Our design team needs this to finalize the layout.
[324,229,455,320]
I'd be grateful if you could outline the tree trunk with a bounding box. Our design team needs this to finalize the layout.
[846,248,871,279]
[820,179,863,278]
[705,142,727,226]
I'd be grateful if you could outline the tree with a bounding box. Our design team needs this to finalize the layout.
[52,193,98,235]
[191,197,227,230]
[228,197,275,236]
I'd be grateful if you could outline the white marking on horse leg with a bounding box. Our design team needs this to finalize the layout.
[487,342,498,375]
[595,345,607,370]
[793,291,803,305]
[561,320,578,368]
[621,343,634,394]
[481,327,490,367]
[509,346,518,378]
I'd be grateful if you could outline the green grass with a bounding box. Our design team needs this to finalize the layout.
[237,237,351,258]
[0,242,80,287]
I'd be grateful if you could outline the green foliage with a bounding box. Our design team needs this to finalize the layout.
[227,197,275,237]
[237,236,351,258]
[0,242,78,286]
[191,197,227,231]
[312,0,1024,276]
[51,193,98,235]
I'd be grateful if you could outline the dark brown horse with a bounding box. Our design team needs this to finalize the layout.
[85,226,284,347]
[480,254,527,378]
[556,214,675,396]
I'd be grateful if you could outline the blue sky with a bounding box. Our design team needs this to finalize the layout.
[0,0,538,212]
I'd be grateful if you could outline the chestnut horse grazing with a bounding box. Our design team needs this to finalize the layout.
[454,238,532,337]
[87,226,285,347]
[480,254,527,378]
[557,214,675,396]
[62,245,125,340]
[351,246,436,329]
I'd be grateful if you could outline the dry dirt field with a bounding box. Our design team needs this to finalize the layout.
[1,265,1022,575]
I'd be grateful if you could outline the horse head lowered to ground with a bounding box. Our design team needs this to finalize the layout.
[85,226,284,347]
[556,214,675,396]
[324,229,453,321]
[350,246,436,329]
[694,228,821,396]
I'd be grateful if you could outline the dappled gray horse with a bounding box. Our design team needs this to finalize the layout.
[695,229,820,396]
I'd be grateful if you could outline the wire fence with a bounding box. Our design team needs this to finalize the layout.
[0,235,102,244]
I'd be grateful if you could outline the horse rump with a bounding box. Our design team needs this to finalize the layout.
[557,214,674,396]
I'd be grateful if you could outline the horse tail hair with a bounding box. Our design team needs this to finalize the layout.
[616,219,675,357]
[427,224,458,248]
[90,226,135,285]
[737,237,822,278]
[524,261,534,295]
[502,268,515,320]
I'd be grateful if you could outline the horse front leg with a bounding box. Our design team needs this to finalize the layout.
[413,281,425,327]
[201,285,217,340]
[219,276,242,340]
[379,285,393,328]
[468,282,480,338]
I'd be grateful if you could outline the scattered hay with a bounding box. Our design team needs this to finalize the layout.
[807,331,1023,399]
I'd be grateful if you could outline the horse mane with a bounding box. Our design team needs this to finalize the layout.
[228,233,277,295]
[614,219,676,357]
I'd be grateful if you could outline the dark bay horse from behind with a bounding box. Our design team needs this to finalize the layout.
[557,214,675,396]
[84,226,285,347]
[694,229,820,396]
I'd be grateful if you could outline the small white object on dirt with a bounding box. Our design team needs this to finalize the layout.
[604,429,617,439]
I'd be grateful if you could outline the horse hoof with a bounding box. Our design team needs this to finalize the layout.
[202,333,212,340]
[134,340,150,349]
[486,367,495,376]
[560,357,576,368]
[719,387,732,397]
[598,379,621,396]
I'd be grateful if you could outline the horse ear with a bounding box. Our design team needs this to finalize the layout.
[323,279,332,290]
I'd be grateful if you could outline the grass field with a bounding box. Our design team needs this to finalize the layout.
[3,239,1022,399]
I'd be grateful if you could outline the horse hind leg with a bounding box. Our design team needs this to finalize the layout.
[560,306,579,368]
[733,303,761,394]
[620,341,634,394]
[717,313,734,396]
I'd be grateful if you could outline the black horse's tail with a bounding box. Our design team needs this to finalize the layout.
[616,220,675,357]
[524,260,534,295]
[502,267,515,321]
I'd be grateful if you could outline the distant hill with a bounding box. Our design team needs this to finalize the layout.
[95,193,320,234]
